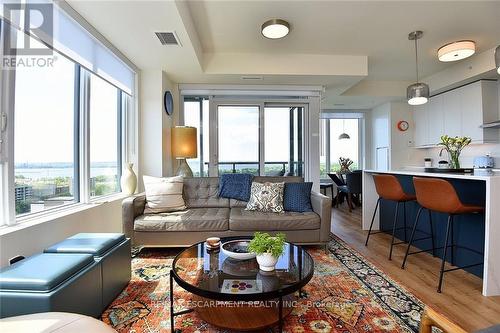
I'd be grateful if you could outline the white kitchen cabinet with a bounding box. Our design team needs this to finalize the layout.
[443,88,462,137]
[413,80,499,147]
[413,102,429,146]
[428,94,444,145]
[461,81,498,143]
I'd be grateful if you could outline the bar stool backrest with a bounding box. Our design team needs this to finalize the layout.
[373,174,407,201]
[413,177,462,214]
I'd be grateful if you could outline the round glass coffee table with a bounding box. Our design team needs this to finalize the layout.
[169,237,314,332]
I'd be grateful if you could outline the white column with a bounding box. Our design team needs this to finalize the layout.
[362,171,379,230]
[483,177,500,296]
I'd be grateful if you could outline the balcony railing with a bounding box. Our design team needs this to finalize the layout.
[203,161,304,176]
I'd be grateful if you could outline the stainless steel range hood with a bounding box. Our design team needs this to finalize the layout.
[480,120,500,128]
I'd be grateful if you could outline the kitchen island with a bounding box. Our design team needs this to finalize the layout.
[362,169,500,296]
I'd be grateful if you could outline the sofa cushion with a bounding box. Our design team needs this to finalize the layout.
[246,182,285,213]
[44,233,126,257]
[143,175,186,213]
[229,208,320,231]
[0,253,94,291]
[283,182,313,212]
[183,177,229,208]
[219,173,253,201]
[134,208,229,232]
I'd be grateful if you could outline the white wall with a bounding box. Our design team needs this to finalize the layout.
[138,70,179,190]
[368,101,415,170]
[0,199,122,267]
[369,103,390,170]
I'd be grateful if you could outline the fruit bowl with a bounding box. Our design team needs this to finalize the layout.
[221,240,256,260]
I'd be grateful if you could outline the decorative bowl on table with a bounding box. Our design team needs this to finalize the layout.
[221,240,256,260]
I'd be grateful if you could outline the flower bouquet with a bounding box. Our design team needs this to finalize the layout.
[438,135,471,169]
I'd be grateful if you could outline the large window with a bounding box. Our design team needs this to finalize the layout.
[89,73,121,197]
[2,14,134,222]
[14,50,77,215]
[320,118,360,178]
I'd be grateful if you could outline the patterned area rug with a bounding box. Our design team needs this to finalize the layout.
[102,235,424,333]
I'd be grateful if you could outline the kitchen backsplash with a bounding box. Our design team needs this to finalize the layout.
[409,143,500,169]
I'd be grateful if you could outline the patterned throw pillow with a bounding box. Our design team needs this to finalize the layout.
[245,182,285,213]
[283,182,313,212]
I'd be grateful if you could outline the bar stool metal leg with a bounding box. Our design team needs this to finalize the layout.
[429,210,436,257]
[389,202,400,260]
[365,198,381,246]
[438,215,453,293]
[451,220,455,266]
[403,202,407,242]
[401,206,423,269]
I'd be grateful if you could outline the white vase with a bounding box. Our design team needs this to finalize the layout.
[120,163,137,195]
[256,253,279,271]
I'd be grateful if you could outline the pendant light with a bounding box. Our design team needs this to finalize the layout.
[407,31,430,106]
[339,119,350,140]
[495,45,500,75]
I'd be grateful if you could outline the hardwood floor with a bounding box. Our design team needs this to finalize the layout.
[330,204,500,332]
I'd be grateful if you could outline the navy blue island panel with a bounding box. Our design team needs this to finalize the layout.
[379,174,486,277]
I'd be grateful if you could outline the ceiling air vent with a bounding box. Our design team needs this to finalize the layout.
[155,32,180,46]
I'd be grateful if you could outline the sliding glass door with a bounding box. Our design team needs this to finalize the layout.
[217,105,260,175]
[183,97,306,177]
[264,106,303,176]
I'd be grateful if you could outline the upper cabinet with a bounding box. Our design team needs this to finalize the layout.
[413,80,499,147]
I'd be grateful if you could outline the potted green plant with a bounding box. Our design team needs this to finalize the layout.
[438,135,472,169]
[248,232,286,271]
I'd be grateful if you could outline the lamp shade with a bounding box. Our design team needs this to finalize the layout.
[495,45,500,75]
[407,82,430,106]
[438,40,475,62]
[171,126,197,159]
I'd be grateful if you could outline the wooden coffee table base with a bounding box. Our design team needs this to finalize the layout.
[192,296,294,331]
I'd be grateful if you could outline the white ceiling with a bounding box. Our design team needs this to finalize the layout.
[67,0,500,109]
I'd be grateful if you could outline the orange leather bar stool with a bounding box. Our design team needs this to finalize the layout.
[402,177,484,293]
[365,174,429,260]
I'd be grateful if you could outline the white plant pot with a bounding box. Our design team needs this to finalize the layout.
[256,253,278,272]
[120,163,137,195]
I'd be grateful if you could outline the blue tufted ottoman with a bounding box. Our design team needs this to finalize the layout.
[0,253,101,318]
[44,233,131,312]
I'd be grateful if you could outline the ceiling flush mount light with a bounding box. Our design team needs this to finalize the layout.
[438,40,475,62]
[407,31,430,106]
[495,45,500,74]
[261,19,290,39]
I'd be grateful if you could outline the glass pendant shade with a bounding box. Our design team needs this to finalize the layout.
[407,31,429,106]
[495,45,500,75]
[407,82,430,106]
[338,133,350,140]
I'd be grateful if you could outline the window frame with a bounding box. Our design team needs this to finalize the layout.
[0,20,135,226]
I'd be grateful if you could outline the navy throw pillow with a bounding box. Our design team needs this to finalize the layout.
[218,173,253,201]
[283,182,313,212]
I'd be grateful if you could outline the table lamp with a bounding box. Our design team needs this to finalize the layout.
[171,126,197,177]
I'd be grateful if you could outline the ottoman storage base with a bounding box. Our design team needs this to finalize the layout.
[45,233,131,311]
[0,253,101,319]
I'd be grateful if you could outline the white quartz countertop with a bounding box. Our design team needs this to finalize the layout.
[363,168,500,180]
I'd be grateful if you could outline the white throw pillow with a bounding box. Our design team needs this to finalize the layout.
[143,175,186,213]
[245,182,284,213]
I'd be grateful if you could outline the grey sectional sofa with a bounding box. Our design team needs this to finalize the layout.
[122,176,332,247]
